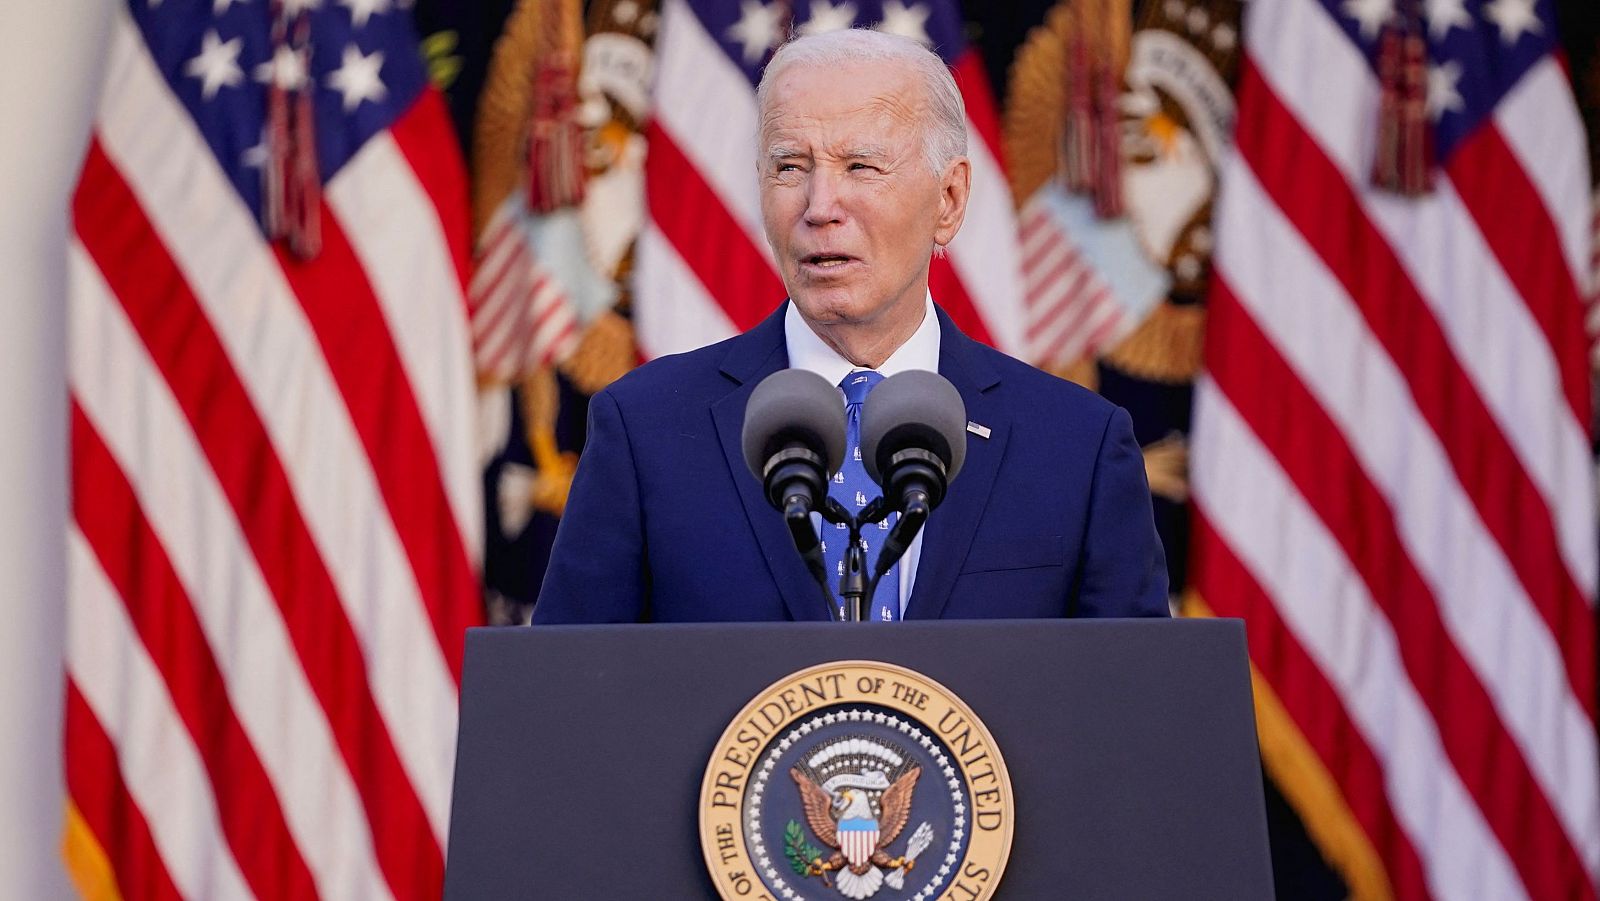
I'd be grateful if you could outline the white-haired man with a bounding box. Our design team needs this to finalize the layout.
[534,29,1168,623]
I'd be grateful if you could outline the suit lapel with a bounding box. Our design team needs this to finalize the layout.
[710,305,834,622]
[903,310,1007,620]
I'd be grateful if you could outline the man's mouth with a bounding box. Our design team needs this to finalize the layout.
[802,253,856,269]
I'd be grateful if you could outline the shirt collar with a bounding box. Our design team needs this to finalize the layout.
[783,293,941,388]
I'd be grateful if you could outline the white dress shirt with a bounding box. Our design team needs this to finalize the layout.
[784,294,941,616]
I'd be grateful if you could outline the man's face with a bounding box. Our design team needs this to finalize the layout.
[758,61,969,332]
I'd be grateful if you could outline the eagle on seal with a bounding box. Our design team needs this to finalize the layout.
[790,765,922,899]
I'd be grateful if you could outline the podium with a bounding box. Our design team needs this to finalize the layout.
[443,618,1272,899]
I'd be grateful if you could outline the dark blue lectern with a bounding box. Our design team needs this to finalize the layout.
[443,618,1273,899]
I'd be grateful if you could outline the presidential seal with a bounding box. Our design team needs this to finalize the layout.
[700,662,1013,901]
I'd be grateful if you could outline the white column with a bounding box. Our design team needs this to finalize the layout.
[0,1,111,896]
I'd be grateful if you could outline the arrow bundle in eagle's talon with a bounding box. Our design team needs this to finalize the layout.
[884,822,935,890]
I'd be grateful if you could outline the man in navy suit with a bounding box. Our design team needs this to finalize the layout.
[533,28,1167,623]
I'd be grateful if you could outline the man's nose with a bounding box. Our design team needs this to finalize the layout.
[803,170,846,226]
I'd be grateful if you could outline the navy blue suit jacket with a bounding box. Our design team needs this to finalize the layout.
[532,304,1169,622]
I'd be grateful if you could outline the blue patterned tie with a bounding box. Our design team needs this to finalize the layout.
[824,370,899,621]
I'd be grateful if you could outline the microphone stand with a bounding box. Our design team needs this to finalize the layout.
[816,496,931,622]
[818,498,863,621]
[772,476,924,624]
[781,495,843,622]
[861,494,926,618]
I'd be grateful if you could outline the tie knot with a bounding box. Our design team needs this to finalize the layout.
[839,370,884,406]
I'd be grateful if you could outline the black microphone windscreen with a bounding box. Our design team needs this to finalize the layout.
[860,370,967,486]
[741,369,848,478]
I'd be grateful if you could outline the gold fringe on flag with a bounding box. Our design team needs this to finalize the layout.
[62,800,123,901]
[1183,592,1396,901]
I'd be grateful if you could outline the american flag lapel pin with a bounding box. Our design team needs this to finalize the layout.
[966,421,991,439]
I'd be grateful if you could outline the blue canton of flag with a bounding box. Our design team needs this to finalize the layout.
[707,0,967,89]
[789,0,964,64]
[128,0,429,224]
[1326,0,1556,159]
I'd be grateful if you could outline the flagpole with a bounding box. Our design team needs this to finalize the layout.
[0,0,109,896]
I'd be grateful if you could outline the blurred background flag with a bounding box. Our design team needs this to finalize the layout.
[64,0,483,898]
[1003,0,1174,378]
[1190,0,1599,898]
[465,0,620,385]
[635,0,1026,359]
[422,0,654,626]
[1000,0,1244,616]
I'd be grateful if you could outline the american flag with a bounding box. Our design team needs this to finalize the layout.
[636,0,1025,359]
[65,0,482,898]
[1191,0,1598,897]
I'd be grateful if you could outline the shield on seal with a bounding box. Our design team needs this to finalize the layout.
[838,817,879,869]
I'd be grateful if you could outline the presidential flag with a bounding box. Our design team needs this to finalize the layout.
[637,0,1025,359]
[65,0,482,898]
[1190,0,1600,897]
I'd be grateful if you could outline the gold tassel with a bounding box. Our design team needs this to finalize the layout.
[1061,23,1096,194]
[1371,0,1433,196]
[525,58,586,213]
[1057,0,1129,218]
[471,0,590,239]
[262,5,320,259]
[1093,0,1129,218]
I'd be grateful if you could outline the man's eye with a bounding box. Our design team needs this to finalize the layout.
[776,163,800,172]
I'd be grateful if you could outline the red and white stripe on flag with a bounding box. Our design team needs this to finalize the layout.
[636,0,1025,360]
[65,4,482,899]
[1192,0,1599,897]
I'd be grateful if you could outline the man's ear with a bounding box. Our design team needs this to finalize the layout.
[933,156,971,248]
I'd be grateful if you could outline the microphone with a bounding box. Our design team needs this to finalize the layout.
[741,369,847,518]
[861,370,967,517]
[855,370,967,613]
[742,370,848,621]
